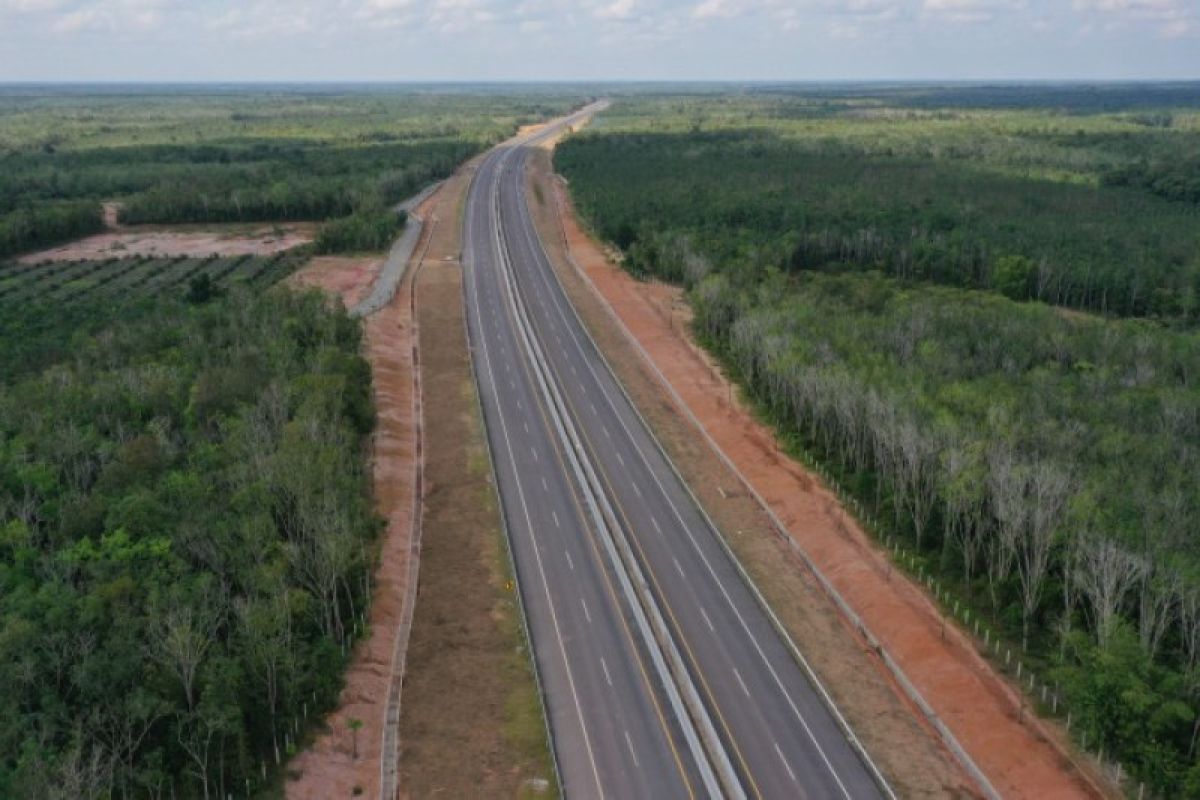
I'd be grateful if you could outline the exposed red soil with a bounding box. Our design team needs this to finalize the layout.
[287,256,383,311]
[18,223,315,263]
[283,236,423,798]
[543,152,1111,799]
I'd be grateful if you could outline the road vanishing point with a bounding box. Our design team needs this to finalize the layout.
[461,104,892,800]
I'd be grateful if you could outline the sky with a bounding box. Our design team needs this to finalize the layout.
[0,0,1196,82]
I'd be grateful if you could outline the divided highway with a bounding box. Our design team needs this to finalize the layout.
[461,106,891,799]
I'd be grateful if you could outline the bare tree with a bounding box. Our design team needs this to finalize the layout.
[47,739,113,800]
[1075,535,1145,648]
[147,599,220,712]
[236,589,294,758]
[1015,459,1072,649]
[986,445,1024,611]
[941,442,986,593]
[896,420,938,549]
[1181,584,1200,674]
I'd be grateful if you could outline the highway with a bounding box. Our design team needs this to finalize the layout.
[461,106,891,799]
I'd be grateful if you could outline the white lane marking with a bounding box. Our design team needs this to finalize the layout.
[775,741,798,784]
[570,364,577,376]
[553,510,561,528]
[523,421,529,434]
[514,210,858,797]
[602,425,611,440]
[581,597,592,624]
[542,476,549,492]
[632,483,641,498]
[530,447,538,463]
[516,399,522,411]
[624,730,641,769]
[673,558,685,578]
[616,452,625,467]
[733,667,751,698]
[590,403,597,415]
[565,551,574,571]
[651,517,662,534]
[462,184,607,800]
[700,606,715,632]
[601,657,613,687]
[509,379,516,390]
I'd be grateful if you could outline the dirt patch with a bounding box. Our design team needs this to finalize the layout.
[287,256,383,311]
[19,223,315,263]
[397,157,556,799]
[527,142,1111,799]
[284,243,419,798]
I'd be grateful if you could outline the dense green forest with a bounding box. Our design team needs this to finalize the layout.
[560,87,1200,795]
[559,93,1200,320]
[0,88,580,258]
[0,286,377,798]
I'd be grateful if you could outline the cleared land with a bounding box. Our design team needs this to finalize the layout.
[527,140,1107,798]
[18,223,315,263]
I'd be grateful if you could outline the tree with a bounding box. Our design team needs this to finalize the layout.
[1075,535,1145,648]
[147,594,221,712]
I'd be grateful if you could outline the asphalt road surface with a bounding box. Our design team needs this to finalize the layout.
[461,106,891,799]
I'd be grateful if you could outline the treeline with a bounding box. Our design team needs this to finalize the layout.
[315,208,406,254]
[0,289,378,798]
[116,140,475,226]
[557,130,1200,320]
[1105,156,1200,204]
[0,201,103,260]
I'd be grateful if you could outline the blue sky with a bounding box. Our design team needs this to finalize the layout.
[0,0,1196,81]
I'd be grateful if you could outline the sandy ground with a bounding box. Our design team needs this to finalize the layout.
[18,223,315,264]
[287,256,383,311]
[530,140,1111,799]
[284,239,419,797]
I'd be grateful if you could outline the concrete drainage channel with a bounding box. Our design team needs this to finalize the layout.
[351,180,443,319]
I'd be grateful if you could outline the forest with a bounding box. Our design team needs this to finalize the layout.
[559,103,1200,320]
[0,87,579,258]
[559,86,1200,795]
[0,284,378,798]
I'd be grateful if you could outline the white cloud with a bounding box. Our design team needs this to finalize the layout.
[693,0,745,18]
[922,0,1018,23]
[1072,0,1196,38]
[594,0,636,20]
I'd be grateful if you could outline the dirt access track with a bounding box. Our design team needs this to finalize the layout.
[528,134,1111,799]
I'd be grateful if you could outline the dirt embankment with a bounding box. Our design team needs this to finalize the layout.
[527,138,1109,799]
[287,256,383,311]
[283,240,416,798]
[19,223,315,264]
